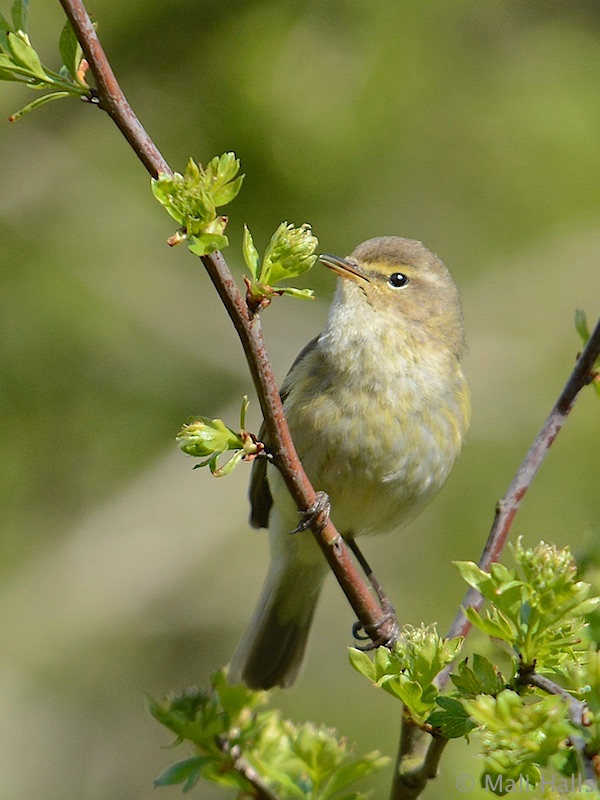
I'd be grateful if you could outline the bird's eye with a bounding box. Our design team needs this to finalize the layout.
[388,272,409,288]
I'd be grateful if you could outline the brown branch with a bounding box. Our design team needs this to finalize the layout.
[59,1,168,177]
[438,315,600,686]
[57,0,395,644]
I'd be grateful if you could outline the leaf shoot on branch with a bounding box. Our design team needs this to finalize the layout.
[151,153,244,253]
[0,0,90,120]
[176,396,264,477]
[243,221,318,308]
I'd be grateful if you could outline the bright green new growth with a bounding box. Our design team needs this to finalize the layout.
[150,670,388,799]
[349,624,463,725]
[455,538,600,667]
[349,542,600,795]
[557,647,600,757]
[0,0,89,120]
[243,221,318,302]
[176,396,258,476]
[462,690,572,793]
[152,153,244,255]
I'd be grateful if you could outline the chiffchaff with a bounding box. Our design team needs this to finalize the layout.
[229,236,470,689]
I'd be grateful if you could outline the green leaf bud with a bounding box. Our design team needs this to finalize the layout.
[260,222,318,285]
[176,416,243,459]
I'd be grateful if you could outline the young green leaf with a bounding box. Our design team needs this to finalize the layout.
[188,233,229,257]
[428,696,478,739]
[58,19,84,84]
[575,308,591,346]
[0,13,11,51]
[153,756,209,792]
[10,0,28,34]
[451,655,505,698]
[7,30,47,80]
[242,224,260,279]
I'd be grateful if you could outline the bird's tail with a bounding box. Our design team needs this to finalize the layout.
[228,537,328,689]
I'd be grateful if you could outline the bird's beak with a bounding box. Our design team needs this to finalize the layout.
[319,254,369,283]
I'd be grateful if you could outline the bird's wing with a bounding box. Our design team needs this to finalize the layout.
[248,335,321,529]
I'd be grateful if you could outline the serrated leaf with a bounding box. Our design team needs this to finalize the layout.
[383,677,432,720]
[8,90,70,121]
[7,30,47,80]
[11,0,27,34]
[472,654,505,695]
[58,19,83,83]
[464,606,516,642]
[154,756,209,790]
[451,660,484,697]
[212,173,244,206]
[428,696,477,739]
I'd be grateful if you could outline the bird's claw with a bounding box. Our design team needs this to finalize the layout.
[352,604,399,651]
[290,491,331,534]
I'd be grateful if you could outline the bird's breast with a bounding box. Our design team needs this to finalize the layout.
[282,337,469,538]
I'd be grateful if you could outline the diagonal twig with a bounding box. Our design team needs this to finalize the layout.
[57,0,397,646]
[439,316,600,685]
[522,669,597,786]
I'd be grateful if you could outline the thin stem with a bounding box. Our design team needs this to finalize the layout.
[438,316,600,686]
[525,671,587,726]
[57,0,395,644]
[217,738,281,800]
[390,719,448,800]
[524,670,597,786]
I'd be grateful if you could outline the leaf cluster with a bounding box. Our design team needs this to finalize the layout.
[444,541,600,795]
[0,0,88,119]
[462,690,573,794]
[151,153,244,254]
[243,222,317,303]
[456,538,600,667]
[150,671,388,799]
[350,624,463,726]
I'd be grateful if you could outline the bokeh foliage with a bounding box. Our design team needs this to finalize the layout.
[1,1,600,798]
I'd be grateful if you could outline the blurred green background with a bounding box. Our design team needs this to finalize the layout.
[1,1,600,798]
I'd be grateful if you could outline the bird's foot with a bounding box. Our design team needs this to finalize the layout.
[290,491,331,534]
[352,604,400,651]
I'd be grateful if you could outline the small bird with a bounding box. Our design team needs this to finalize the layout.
[229,236,470,689]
